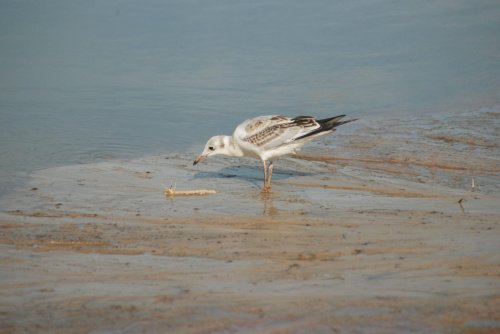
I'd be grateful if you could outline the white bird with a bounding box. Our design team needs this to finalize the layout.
[194,114,358,192]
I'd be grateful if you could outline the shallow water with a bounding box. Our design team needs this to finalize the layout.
[1,0,499,197]
[2,106,498,219]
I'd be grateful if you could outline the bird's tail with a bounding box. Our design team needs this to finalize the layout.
[318,115,359,128]
[295,115,358,140]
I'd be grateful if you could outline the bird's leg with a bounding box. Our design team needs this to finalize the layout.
[262,160,268,188]
[266,161,274,189]
[261,160,271,193]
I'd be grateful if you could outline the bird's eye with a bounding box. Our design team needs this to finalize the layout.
[208,146,215,151]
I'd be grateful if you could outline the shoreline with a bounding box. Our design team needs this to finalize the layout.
[1,108,499,332]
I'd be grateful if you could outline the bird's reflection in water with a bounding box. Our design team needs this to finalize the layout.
[260,193,279,216]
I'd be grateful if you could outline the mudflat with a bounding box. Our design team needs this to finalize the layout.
[1,108,499,333]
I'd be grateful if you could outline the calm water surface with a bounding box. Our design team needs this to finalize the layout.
[1,0,499,196]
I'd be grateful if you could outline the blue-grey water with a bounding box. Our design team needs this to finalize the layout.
[1,0,499,196]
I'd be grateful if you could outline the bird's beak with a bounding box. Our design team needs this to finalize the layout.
[193,155,207,166]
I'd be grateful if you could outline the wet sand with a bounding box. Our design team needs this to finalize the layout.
[1,108,499,333]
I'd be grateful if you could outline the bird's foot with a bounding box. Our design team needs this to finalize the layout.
[261,186,273,194]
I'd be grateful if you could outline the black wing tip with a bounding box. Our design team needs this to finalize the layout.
[294,115,358,141]
[337,117,360,124]
[322,115,360,126]
[317,115,346,124]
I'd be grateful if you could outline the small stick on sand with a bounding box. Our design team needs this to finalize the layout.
[458,178,475,204]
[163,183,216,197]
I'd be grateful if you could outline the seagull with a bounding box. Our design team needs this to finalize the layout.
[194,114,358,192]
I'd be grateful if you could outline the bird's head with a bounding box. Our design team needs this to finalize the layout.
[193,135,227,165]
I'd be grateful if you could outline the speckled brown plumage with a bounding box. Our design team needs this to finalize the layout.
[243,116,317,147]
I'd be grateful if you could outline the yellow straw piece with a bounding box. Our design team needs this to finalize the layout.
[163,183,216,197]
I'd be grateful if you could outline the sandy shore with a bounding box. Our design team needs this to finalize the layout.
[1,108,499,333]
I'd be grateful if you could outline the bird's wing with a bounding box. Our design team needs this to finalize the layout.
[235,115,320,150]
